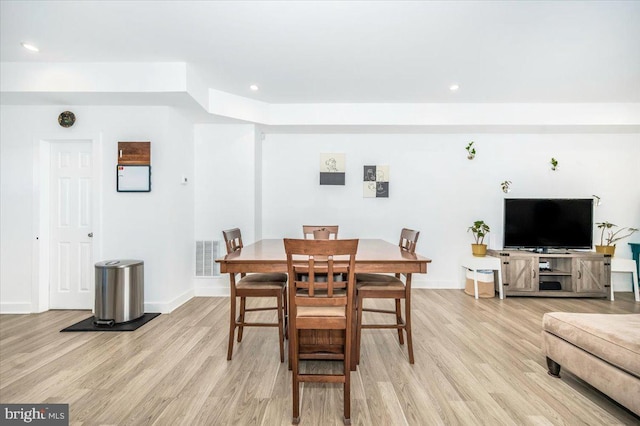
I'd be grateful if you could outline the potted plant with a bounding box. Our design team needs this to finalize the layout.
[465,141,476,160]
[595,222,639,255]
[313,227,330,239]
[468,220,490,256]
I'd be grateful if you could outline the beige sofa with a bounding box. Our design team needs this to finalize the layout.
[542,312,640,416]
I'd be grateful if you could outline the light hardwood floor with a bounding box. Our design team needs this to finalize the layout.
[1,290,639,425]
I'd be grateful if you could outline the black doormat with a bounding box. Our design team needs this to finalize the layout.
[60,313,160,332]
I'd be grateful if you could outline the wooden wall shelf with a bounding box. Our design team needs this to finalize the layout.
[118,141,150,165]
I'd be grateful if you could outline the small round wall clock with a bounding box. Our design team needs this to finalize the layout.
[58,111,76,127]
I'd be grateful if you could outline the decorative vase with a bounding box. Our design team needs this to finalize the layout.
[313,229,330,240]
[595,245,615,256]
[471,244,487,257]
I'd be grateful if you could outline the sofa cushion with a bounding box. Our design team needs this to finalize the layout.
[543,312,640,377]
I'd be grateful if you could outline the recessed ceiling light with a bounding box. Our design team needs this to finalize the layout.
[21,42,39,52]
[449,84,459,92]
[250,84,259,91]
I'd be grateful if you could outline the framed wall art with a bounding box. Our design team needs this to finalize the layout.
[363,165,389,198]
[319,153,345,185]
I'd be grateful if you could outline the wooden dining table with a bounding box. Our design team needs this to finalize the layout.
[216,238,432,370]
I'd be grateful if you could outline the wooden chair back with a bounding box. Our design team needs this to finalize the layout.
[399,228,420,253]
[222,228,243,254]
[284,239,358,328]
[302,225,339,240]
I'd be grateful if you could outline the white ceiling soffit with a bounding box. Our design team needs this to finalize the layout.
[1,1,639,129]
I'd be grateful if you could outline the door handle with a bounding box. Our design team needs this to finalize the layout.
[88,232,93,238]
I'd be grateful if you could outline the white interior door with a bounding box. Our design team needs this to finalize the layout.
[49,141,94,309]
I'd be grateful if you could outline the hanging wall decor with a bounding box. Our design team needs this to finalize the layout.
[319,153,345,185]
[363,165,389,198]
[58,111,76,127]
[550,157,558,171]
[117,141,151,192]
[465,141,476,160]
[501,180,512,193]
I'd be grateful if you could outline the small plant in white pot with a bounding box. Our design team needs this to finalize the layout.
[468,220,490,257]
[465,141,476,160]
[595,222,639,256]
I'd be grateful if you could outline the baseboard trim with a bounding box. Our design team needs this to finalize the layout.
[1,279,462,315]
[0,303,32,314]
[194,275,229,297]
[144,288,194,314]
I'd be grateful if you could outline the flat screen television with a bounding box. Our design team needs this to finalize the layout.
[503,198,593,250]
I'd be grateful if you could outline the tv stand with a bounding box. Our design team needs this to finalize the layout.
[521,247,573,254]
[488,249,611,298]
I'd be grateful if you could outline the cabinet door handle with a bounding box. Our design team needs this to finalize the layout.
[578,270,582,279]
[119,149,123,158]
[533,269,536,278]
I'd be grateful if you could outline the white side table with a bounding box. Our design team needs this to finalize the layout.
[460,255,503,300]
[610,258,639,302]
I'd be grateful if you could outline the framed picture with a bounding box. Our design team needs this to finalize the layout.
[363,165,389,198]
[117,165,151,192]
[319,153,345,185]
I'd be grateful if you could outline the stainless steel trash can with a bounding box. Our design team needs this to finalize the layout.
[94,259,144,325]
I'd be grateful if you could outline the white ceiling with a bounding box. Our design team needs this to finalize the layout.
[1,0,639,104]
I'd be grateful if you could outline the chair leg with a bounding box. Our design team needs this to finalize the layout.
[343,372,351,424]
[356,292,364,365]
[291,325,300,423]
[405,295,414,364]
[350,292,358,371]
[277,292,284,363]
[237,297,246,342]
[227,295,236,361]
[344,319,352,424]
[283,287,289,340]
[395,298,404,345]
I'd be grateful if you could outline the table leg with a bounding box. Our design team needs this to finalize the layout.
[473,270,479,300]
[227,273,237,361]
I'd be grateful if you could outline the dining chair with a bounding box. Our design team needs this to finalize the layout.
[222,228,288,362]
[284,238,358,425]
[302,225,339,239]
[355,228,420,364]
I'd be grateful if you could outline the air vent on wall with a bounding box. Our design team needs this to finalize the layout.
[195,240,219,277]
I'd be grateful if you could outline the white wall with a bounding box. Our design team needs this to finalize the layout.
[193,124,258,295]
[261,133,640,288]
[0,105,194,313]
[3,108,639,312]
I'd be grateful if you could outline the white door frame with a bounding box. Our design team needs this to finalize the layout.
[32,134,103,312]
